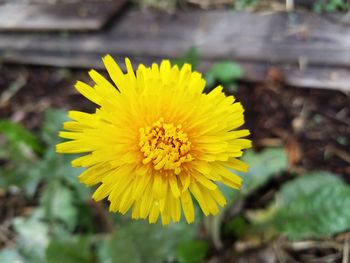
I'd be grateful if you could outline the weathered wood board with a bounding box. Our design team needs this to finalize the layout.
[0,0,127,31]
[0,10,350,91]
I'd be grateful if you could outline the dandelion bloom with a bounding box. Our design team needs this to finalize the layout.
[56,56,251,225]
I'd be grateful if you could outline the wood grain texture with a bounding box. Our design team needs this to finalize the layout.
[0,10,350,91]
[0,0,127,31]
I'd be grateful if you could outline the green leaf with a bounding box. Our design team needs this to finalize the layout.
[40,145,87,199]
[13,216,50,263]
[46,236,95,263]
[204,71,216,89]
[205,61,242,87]
[0,109,87,199]
[234,0,258,10]
[176,240,209,263]
[241,148,288,194]
[224,216,249,238]
[0,119,43,154]
[0,136,42,196]
[253,172,350,240]
[0,164,43,197]
[172,47,200,69]
[0,248,25,263]
[277,171,343,203]
[41,109,69,146]
[39,181,77,230]
[101,219,196,263]
[106,232,141,263]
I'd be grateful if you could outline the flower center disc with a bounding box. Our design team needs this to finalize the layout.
[139,118,193,175]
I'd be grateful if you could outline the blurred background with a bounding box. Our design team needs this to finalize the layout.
[0,0,350,262]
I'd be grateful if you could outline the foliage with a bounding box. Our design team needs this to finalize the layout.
[172,47,242,94]
[313,0,350,12]
[176,240,209,263]
[136,0,178,10]
[0,110,88,198]
[206,148,288,246]
[101,221,197,263]
[46,236,95,263]
[12,216,50,263]
[0,120,42,196]
[224,216,249,238]
[233,0,259,11]
[136,0,349,13]
[0,119,42,154]
[0,248,24,263]
[219,148,288,204]
[205,61,242,93]
[241,148,288,194]
[172,47,200,69]
[250,171,350,240]
[39,181,78,231]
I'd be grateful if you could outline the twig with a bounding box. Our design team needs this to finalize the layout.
[286,0,294,11]
[325,145,350,164]
[0,220,16,247]
[273,241,287,263]
[343,238,350,263]
[0,74,27,108]
[290,240,343,251]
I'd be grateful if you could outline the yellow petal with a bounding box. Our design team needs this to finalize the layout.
[189,183,209,216]
[74,81,101,105]
[181,190,195,223]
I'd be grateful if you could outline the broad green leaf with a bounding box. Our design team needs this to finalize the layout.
[253,172,350,240]
[103,219,196,263]
[0,109,86,199]
[0,248,25,263]
[0,164,42,197]
[176,240,209,263]
[172,47,200,69]
[205,61,242,87]
[234,0,258,10]
[224,216,249,238]
[198,147,284,240]
[0,136,42,196]
[13,216,50,263]
[204,214,224,250]
[39,109,89,200]
[40,146,87,199]
[41,109,69,146]
[46,236,94,263]
[0,119,43,154]
[277,171,343,203]
[39,181,77,230]
[0,137,38,163]
[97,239,112,263]
[99,230,144,263]
[241,148,288,194]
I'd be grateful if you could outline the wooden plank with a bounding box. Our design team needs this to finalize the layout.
[1,11,350,66]
[0,0,127,32]
[2,50,350,92]
[1,10,350,91]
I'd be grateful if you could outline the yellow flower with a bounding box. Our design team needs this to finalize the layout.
[56,56,251,225]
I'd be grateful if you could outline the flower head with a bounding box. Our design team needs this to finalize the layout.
[56,56,251,225]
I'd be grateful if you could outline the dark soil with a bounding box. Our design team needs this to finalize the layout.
[238,81,350,177]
